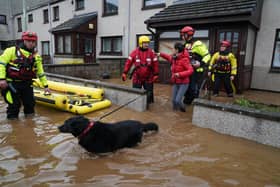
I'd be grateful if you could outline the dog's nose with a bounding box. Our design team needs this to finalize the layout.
[58,125,65,132]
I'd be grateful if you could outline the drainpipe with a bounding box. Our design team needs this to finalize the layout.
[48,1,54,64]
[127,0,131,56]
[146,24,158,52]
[8,0,15,42]
[22,0,27,31]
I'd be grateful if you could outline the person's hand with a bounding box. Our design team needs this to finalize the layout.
[44,87,51,95]
[153,75,159,82]
[122,73,127,81]
[230,75,235,81]
[156,52,160,57]
[192,60,200,68]
[208,72,212,77]
[174,73,180,78]
[0,80,8,90]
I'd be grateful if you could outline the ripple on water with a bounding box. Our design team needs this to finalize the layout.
[0,146,19,160]
[0,172,25,185]
[0,123,12,134]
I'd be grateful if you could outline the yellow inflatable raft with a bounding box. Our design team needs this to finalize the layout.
[34,89,111,114]
[33,79,104,99]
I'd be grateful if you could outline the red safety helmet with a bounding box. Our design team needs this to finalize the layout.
[220,40,231,47]
[180,26,195,36]
[22,31,38,41]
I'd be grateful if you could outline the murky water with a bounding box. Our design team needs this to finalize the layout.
[0,81,280,187]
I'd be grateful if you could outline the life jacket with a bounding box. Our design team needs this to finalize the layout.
[215,54,231,72]
[6,46,36,80]
[133,48,154,81]
[185,41,208,73]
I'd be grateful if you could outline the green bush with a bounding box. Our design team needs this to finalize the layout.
[234,98,280,113]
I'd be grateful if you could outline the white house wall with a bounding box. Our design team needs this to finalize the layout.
[0,0,14,41]
[8,0,173,60]
[81,0,174,59]
[251,0,280,92]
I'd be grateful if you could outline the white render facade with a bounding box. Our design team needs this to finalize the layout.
[0,0,279,92]
[251,0,280,92]
[0,0,173,60]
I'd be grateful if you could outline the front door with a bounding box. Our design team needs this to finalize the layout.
[216,30,242,93]
[84,37,95,63]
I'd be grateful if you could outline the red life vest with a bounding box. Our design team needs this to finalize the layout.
[215,55,231,72]
[133,48,154,82]
[6,46,36,80]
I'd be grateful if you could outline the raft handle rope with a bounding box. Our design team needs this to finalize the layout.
[94,95,143,121]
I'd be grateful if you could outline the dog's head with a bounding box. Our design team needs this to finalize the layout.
[58,115,90,137]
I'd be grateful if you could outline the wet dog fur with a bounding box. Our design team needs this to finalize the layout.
[58,115,159,154]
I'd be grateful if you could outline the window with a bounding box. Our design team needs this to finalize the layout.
[103,0,118,16]
[75,0,84,10]
[53,6,59,21]
[55,35,72,54]
[65,35,72,53]
[0,15,7,24]
[43,9,49,24]
[41,41,50,55]
[101,36,122,55]
[17,17,22,32]
[271,29,280,71]
[143,0,165,10]
[28,14,33,23]
[85,38,93,53]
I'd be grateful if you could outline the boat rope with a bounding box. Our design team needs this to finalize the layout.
[94,95,143,121]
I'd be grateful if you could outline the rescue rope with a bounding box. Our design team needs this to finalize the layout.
[93,95,143,121]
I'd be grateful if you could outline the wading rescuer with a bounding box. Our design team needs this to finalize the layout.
[180,26,211,104]
[122,35,159,104]
[208,40,237,97]
[0,31,50,120]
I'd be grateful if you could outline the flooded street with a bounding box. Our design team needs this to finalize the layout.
[0,81,280,187]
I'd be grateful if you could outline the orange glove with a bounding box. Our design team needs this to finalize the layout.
[122,73,127,81]
[153,75,159,82]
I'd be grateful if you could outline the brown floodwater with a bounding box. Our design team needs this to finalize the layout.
[0,80,280,187]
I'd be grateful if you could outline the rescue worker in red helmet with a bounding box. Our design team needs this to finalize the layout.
[122,35,159,104]
[208,40,237,97]
[180,26,211,104]
[0,31,50,119]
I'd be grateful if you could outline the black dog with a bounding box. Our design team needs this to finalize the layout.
[58,115,159,154]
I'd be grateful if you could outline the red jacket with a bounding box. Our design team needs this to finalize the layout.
[160,50,193,84]
[123,48,159,84]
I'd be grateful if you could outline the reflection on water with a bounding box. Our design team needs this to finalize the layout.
[0,82,280,186]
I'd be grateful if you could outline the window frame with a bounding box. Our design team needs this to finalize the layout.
[142,0,166,10]
[43,9,49,24]
[75,0,85,11]
[41,41,50,56]
[54,34,72,55]
[271,28,280,72]
[103,0,118,17]
[53,6,59,22]
[17,17,22,32]
[0,15,7,24]
[100,36,122,56]
[28,14,33,23]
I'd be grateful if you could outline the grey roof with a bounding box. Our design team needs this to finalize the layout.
[51,12,97,32]
[145,0,260,27]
